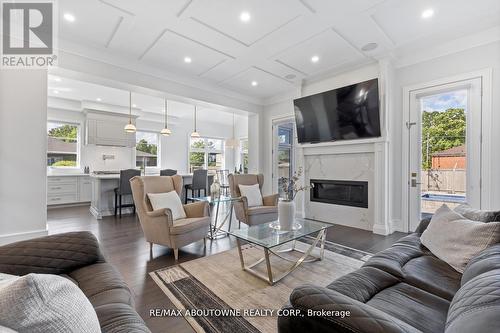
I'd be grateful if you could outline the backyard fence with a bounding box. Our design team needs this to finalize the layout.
[421,169,465,194]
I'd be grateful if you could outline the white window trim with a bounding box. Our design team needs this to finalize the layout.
[47,120,81,170]
[188,136,225,171]
[135,130,160,169]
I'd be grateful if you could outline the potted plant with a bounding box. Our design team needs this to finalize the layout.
[279,167,309,230]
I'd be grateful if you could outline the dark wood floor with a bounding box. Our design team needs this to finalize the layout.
[47,205,407,333]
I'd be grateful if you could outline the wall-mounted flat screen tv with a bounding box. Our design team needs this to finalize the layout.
[293,78,381,144]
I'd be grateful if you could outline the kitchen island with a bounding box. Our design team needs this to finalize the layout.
[90,173,214,219]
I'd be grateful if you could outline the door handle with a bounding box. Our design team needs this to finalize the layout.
[411,179,422,187]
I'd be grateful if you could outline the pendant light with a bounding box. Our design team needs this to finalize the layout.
[160,99,172,136]
[191,105,200,138]
[225,112,239,149]
[124,91,136,133]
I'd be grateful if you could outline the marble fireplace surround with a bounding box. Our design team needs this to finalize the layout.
[300,139,391,235]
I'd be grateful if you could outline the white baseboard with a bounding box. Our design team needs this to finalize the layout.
[0,228,48,246]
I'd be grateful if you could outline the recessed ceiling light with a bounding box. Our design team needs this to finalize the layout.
[421,8,434,19]
[96,98,102,102]
[361,42,378,52]
[311,55,319,63]
[54,77,61,82]
[251,81,258,87]
[240,11,251,22]
[184,56,192,63]
[53,90,59,94]
[64,13,75,22]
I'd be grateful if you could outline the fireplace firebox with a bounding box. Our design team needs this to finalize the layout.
[310,179,368,208]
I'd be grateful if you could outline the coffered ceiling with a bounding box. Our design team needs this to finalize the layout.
[58,0,500,100]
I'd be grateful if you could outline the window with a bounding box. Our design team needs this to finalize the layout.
[136,131,159,168]
[47,121,79,168]
[239,138,249,173]
[189,137,225,172]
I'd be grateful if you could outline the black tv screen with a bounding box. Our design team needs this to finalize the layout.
[293,78,381,143]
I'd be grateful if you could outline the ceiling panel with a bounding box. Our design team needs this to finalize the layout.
[371,0,500,45]
[275,29,365,76]
[59,0,126,47]
[187,0,306,46]
[220,67,294,98]
[141,30,230,76]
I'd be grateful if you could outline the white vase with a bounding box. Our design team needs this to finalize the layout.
[278,200,295,231]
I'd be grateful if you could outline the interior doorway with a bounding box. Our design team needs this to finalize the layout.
[406,77,482,231]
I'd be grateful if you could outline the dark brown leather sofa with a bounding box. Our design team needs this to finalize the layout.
[0,232,151,333]
[278,219,500,333]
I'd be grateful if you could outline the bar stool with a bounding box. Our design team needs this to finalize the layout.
[114,169,141,217]
[160,169,177,176]
[216,169,230,196]
[185,169,208,203]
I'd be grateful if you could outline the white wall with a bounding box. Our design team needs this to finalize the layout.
[0,70,48,244]
[391,41,500,224]
[261,41,500,233]
[47,105,248,174]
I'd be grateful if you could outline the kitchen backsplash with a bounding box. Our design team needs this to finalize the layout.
[83,145,134,172]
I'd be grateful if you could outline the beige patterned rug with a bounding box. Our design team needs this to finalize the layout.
[150,240,369,333]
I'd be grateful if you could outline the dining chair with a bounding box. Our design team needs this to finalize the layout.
[216,169,230,196]
[184,169,208,203]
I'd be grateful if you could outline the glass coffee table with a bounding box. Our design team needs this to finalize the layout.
[189,195,241,239]
[228,219,333,285]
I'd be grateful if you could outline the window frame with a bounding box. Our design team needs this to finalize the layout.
[135,130,160,169]
[188,136,225,172]
[46,120,81,169]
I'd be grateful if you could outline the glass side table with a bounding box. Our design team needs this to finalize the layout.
[188,195,241,239]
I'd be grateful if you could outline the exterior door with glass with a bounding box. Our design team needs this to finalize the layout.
[406,78,482,231]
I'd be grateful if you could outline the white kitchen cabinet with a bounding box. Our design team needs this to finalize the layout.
[47,175,92,205]
[79,176,92,202]
[85,110,136,147]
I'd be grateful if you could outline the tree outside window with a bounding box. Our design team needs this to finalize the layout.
[136,131,159,168]
[47,122,79,168]
[189,137,224,172]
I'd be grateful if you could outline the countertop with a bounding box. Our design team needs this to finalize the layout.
[47,173,89,177]
[90,173,214,180]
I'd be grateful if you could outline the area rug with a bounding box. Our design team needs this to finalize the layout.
[150,241,370,333]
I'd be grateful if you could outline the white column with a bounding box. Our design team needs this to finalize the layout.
[0,69,48,244]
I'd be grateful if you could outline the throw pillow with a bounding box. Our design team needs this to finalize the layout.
[454,203,500,222]
[147,191,187,220]
[238,184,263,207]
[0,273,101,333]
[421,204,500,273]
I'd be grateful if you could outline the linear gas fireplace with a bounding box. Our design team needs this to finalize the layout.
[310,179,368,208]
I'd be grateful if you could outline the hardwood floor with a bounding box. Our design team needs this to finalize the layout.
[47,205,407,333]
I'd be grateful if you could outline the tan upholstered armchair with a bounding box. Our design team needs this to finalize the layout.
[228,174,278,226]
[130,175,210,260]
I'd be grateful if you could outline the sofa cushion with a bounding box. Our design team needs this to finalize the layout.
[454,203,500,222]
[247,205,278,215]
[445,269,500,333]
[169,217,210,235]
[0,232,104,276]
[421,204,500,273]
[367,282,450,333]
[0,273,101,333]
[94,303,151,333]
[364,234,461,300]
[327,266,400,303]
[461,243,500,285]
[69,263,133,307]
